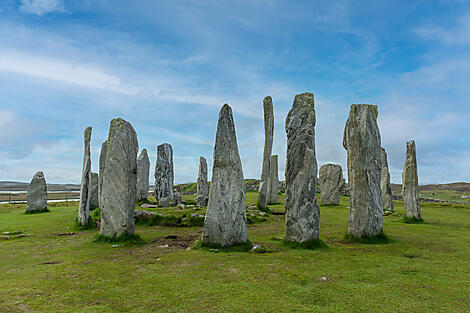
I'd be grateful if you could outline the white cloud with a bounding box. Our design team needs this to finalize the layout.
[20,0,64,16]
[414,11,470,45]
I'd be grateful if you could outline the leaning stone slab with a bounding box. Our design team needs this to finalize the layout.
[88,172,99,210]
[381,148,394,211]
[78,126,92,226]
[285,93,321,243]
[197,156,209,207]
[258,96,274,209]
[267,154,279,204]
[343,104,383,238]
[402,140,421,219]
[202,104,247,247]
[26,171,48,213]
[136,149,150,201]
[99,118,138,238]
[154,143,174,207]
[319,164,343,205]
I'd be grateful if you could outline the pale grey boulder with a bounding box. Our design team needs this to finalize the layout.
[285,93,321,243]
[78,126,92,226]
[267,154,279,204]
[202,104,247,247]
[154,143,174,207]
[88,172,99,210]
[402,140,421,219]
[98,140,107,208]
[136,149,150,201]
[158,198,170,208]
[197,156,209,207]
[319,164,343,205]
[258,96,274,210]
[343,104,383,238]
[99,118,138,237]
[173,192,182,206]
[381,148,394,211]
[26,171,47,213]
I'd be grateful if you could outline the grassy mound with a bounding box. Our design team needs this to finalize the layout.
[343,232,393,244]
[401,216,425,224]
[282,238,328,250]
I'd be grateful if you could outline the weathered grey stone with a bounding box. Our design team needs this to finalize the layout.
[197,156,209,207]
[343,104,383,238]
[88,172,99,210]
[100,118,138,237]
[98,140,107,208]
[78,127,92,226]
[285,93,320,243]
[26,171,47,213]
[173,192,182,206]
[154,143,174,207]
[381,148,394,211]
[267,154,279,204]
[136,149,150,201]
[319,164,343,205]
[258,96,274,209]
[202,104,247,247]
[402,140,421,219]
[158,198,170,208]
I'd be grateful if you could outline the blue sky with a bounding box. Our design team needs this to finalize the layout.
[0,0,469,185]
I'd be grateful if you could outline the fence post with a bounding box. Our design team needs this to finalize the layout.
[66,193,68,203]
[8,193,11,204]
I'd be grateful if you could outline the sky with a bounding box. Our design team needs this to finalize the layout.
[0,0,469,185]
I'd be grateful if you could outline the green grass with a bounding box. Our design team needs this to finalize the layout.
[24,208,50,214]
[93,233,144,244]
[401,216,425,224]
[343,232,393,244]
[1,193,470,311]
[194,239,253,252]
[282,238,329,250]
[72,216,97,230]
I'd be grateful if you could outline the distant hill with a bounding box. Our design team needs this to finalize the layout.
[391,182,470,194]
[0,181,80,191]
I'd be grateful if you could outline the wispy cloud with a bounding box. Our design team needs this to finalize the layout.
[20,0,64,16]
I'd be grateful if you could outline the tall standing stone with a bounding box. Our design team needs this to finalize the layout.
[258,96,274,209]
[197,156,209,207]
[202,104,247,247]
[25,171,47,213]
[136,149,150,201]
[88,172,99,210]
[319,164,343,205]
[78,126,92,226]
[402,140,421,219]
[267,154,279,204]
[98,140,107,208]
[100,118,138,238]
[154,143,174,207]
[285,93,321,243]
[343,104,383,238]
[381,148,394,211]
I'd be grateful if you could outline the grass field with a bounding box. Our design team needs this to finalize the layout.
[1,192,470,312]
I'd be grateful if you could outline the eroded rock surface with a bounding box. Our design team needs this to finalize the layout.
[402,140,421,219]
[26,171,47,213]
[381,148,394,211]
[78,127,92,226]
[258,96,274,209]
[155,143,174,207]
[319,164,343,205]
[197,156,209,207]
[137,149,150,201]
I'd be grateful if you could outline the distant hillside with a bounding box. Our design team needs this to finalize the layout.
[391,182,470,194]
[0,181,80,191]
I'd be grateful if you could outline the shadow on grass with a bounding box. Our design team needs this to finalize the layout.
[93,233,144,244]
[24,208,50,215]
[282,238,329,250]
[343,232,394,244]
[72,217,97,230]
[194,239,253,252]
[401,216,425,224]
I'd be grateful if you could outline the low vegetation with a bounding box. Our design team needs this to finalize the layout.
[1,192,470,311]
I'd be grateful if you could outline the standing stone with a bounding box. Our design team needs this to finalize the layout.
[267,154,279,204]
[173,192,182,206]
[26,171,47,213]
[98,140,107,208]
[78,126,92,226]
[202,104,247,247]
[402,140,421,219]
[136,149,150,201]
[319,164,343,205]
[100,118,138,238]
[197,156,209,207]
[381,148,394,211]
[88,172,99,210]
[258,96,274,210]
[154,143,174,207]
[285,93,321,243]
[343,104,383,238]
